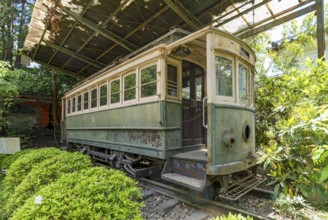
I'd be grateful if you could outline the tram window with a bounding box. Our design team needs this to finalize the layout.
[167,65,178,97]
[72,97,76,112]
[100,84,108,106]
[182,79,190,99]
[67,99,71,114]
[195,76,202,101]
[141,65,157,98]
[110,79,120,104]
[124,73,136,101]
[91,88,97,108]
[77,95,82,111]
[215,56,233,97]
[238,64,248,102]
[83,91,88,110]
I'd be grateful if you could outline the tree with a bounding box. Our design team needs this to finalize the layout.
[251,6,328,202]
[0,61,19,136]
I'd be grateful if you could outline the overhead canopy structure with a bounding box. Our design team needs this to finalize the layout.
[24,0,318,79]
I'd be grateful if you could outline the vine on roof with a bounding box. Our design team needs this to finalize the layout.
[42,0,63,43]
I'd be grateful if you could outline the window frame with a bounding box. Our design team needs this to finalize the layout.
[139,63,158,101]
[72,96,76,113]
[83,90,89,111]
[77,93,82,112]
[109,77,121,107]
[90,87,98,110]
[214,52,236,103]
[123,72,137,104]
[66,98,71,115]
[237,60,249,105]
[99,82,108,108]
[166,59,181,100]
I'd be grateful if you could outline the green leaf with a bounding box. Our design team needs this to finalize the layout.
[319,165,328,183]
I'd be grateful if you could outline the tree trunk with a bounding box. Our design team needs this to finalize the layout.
[51,70,59,129]
[15,0,27,68]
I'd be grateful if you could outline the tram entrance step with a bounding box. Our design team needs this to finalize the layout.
[219,175,266,201]
[161,150,207,191]
[162,173,205,190]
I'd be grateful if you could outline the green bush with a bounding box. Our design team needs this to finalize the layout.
[5,151,92,217]
[0,154,8,167]
[2,148,62,196]
[0,149,33,169]
[11,167,143,220]
[212,213,253,220]
[256,59,328,201]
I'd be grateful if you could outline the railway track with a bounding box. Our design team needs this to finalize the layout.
[139,178,272,220]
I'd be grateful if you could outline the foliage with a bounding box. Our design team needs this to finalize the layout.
[2,148,61,191]
[251,5,328,202]
[11,167,143,220]
[272,194,309,219]
[0,61,19,135]
[211,213,253,220]
[0,0,34,68]
[5,151,92,217]
[257,58,328,201]
[0,154,8,167]
[0,148,33,169]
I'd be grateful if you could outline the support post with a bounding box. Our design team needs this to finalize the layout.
[316,0,326,60]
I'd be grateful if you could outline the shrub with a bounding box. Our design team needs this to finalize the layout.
[212,213,253,220]
[5,151,92,217]
[11,167,143,220]
[256,59,328,201]
[2,148,62,196]
[0,154,8,167]
[0,149,33,169]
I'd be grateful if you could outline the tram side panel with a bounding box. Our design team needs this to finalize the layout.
[207,104,257,175]
[66,101,182,159]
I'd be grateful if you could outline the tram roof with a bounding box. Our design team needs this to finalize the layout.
[23,0,316,79]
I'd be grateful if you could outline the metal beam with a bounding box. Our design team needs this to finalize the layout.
[62,7,138,52]
[163,0,202,31]
[78,5,170,74]
[213,0,272,27]
[34,59,86,79]
[237,3,316,39]
[316,0,326,60]
[48,0,94,65]
[45,42,104,69]
[234,0,316,36]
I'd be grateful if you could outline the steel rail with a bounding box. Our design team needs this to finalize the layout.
[139,178,270,220]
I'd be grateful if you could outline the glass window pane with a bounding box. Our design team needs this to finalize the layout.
[83,92,88,110]
[67,99,71,114]
[124,73,136,101]
[141,65,157,97]
[77,95,82,111]
[100,84,108,106]
[215,56,233,97]
[110,79,120,104]
[72,97,76,112]
[91,88,97,108]
[182,79,190,99]
[167,65,178,97]
[195,76,202,101]
[239,64,247,102]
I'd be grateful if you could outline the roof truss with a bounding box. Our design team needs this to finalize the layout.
[24,0,321,79]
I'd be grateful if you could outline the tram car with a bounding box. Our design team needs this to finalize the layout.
[61,26,263,200]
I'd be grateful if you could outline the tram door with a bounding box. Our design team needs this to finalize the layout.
[182,61,205,146]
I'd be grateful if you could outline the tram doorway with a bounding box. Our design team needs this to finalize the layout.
[181,61,205,146]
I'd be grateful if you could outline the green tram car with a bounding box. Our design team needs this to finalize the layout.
[61,26,263,200]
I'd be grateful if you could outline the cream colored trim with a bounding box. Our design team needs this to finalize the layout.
[65,46,165,97]
[123,72,137,105]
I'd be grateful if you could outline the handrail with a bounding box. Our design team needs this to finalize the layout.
[202,96,208,129]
